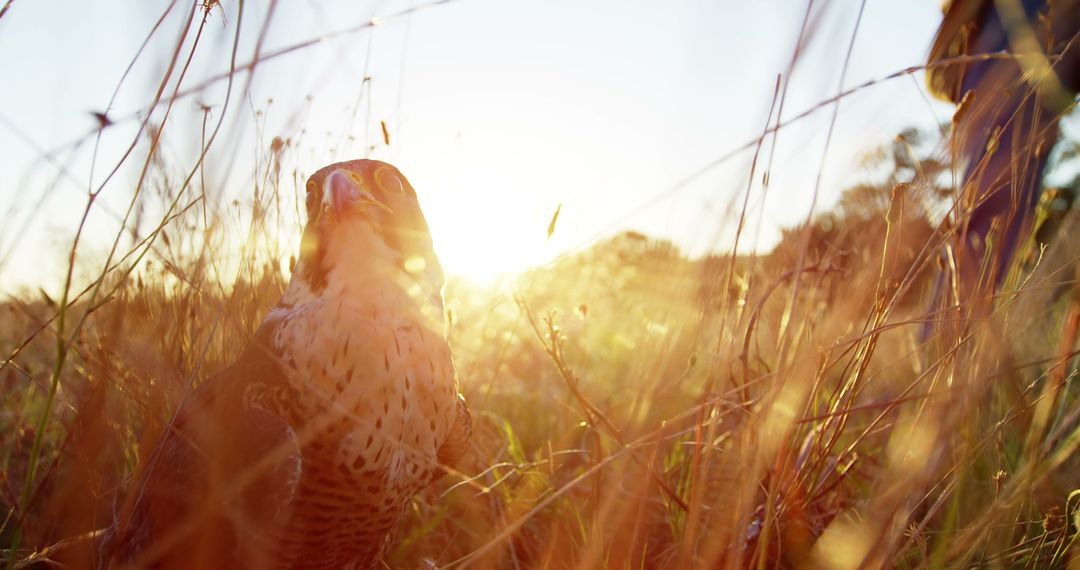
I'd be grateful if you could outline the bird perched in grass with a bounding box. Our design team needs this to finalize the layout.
[101,159,472,569]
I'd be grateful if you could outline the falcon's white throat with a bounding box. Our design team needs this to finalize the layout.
[277,215,447,338]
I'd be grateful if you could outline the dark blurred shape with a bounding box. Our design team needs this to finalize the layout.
[90,111,112,129]
[925,0,1080,310]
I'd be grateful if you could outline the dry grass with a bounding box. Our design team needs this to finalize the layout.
[3,165,1080,567]
[2,2,1080,568]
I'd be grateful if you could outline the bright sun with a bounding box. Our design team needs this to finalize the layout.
[428,216,554,284]
[412,166,564,284]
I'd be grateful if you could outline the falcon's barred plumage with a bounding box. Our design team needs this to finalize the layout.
[101,160,472,569]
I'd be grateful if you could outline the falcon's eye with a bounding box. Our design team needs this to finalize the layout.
[375,167,405,195]
[305,181,319,214]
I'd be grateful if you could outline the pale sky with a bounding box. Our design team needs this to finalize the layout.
[0,0,952,295]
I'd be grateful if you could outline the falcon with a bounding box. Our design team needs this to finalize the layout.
[101,159,472,569]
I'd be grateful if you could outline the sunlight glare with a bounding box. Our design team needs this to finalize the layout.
[428,210,554,283]
[409,159,565,283]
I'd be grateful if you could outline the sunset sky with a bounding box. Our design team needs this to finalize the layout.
[0,1,955,293]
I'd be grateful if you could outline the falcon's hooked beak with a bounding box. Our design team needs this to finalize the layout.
[324,169,394,220]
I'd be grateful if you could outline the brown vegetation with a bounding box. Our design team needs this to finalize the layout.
[3,125,1080,568]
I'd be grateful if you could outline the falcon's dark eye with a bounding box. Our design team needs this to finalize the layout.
[375,167,405,195]
[305,181,319,215]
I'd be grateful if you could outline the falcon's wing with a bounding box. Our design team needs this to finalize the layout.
[437,394,472,471]
[102,340,301,569]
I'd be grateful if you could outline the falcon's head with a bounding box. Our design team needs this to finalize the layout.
[282,160,445,317]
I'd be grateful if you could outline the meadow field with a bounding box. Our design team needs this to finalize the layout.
[3,1,1080,568]
[3,128,1080,567]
